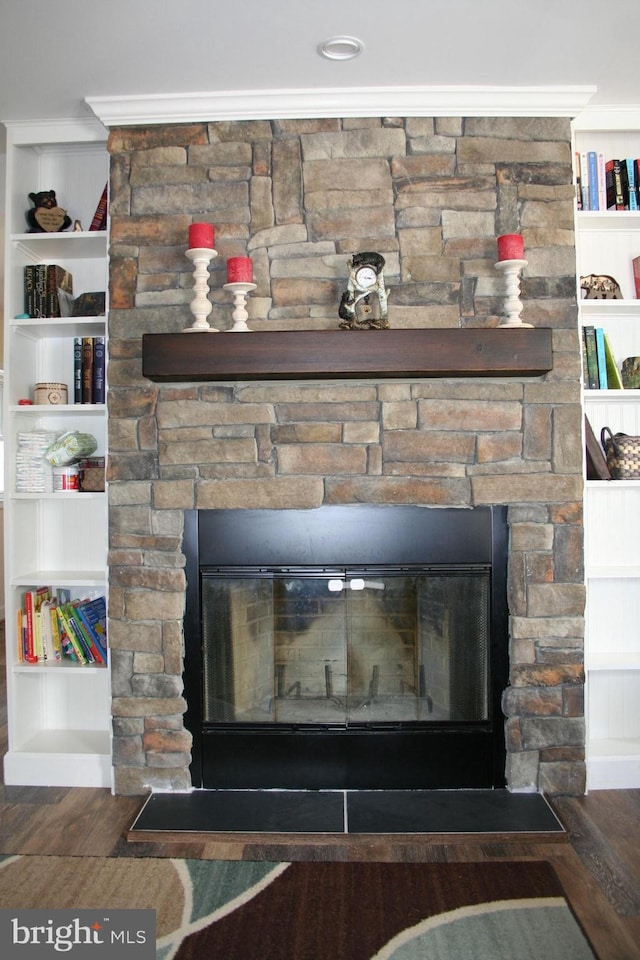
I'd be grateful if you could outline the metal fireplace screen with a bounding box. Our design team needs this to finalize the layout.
[201,569,489,726]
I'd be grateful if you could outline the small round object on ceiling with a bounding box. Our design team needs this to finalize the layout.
[318,36,364,61]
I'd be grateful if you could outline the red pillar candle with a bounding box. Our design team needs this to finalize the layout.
[226,256,253,283]
[188,222,215,249]
[497,233,524,261]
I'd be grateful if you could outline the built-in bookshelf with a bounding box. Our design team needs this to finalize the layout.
[574,109,640,790]
[2,119,110,788]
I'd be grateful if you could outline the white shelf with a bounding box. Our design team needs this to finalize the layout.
[12,231,107,260]
[9,318,105,339]
[10,570,106,586]
[2,121,110,790]
[576,121,640,791]
[589,654,640,671]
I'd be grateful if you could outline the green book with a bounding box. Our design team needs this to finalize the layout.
[603,332,623,389]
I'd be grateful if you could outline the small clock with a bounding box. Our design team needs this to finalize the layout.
[339,252,389,329]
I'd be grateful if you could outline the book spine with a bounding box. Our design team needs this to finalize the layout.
[583,326,599,389]
[23,265,36,317]
[580,152,590,210]
[626,158,638,211]
[73,337,83,403]
[597,152,607,210]
[71,605,105,664]
[56,606,88,664]
[588,152,599,209]
[603,332,624,389]
[595,327,608,389]
[633,256,640,299]
[574,151,582,210]
[613,159,625,209]
[92,337,106,404]
[82,337,94,403]
[76,599,108,661]
[34,265,47,318]
[45,265,58,317]
[89,184,108,231]
[23,592,38,663]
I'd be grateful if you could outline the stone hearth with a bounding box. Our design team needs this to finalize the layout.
[106,115,585,797]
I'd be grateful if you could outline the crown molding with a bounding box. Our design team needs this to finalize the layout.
[86,85,596,127]
[572,104,640,131]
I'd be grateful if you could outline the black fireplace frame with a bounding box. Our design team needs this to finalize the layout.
[183,505,509,790]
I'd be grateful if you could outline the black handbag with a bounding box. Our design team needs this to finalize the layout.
[600,427,640,479]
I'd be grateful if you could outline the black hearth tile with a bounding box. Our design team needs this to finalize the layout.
[346,790,565,835]
[130,789,345,835]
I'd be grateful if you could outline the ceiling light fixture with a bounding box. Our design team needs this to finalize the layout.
[319,36,364,61]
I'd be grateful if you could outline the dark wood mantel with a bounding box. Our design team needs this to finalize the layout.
[142,327,552,382]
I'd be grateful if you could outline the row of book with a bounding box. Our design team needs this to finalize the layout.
[74,336,105,404]
[18,587,107,665]
[582,326,623,390]
[575,152,640,211]
[24,264,74,318]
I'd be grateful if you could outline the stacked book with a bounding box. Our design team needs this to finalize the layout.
[576,152,640,211]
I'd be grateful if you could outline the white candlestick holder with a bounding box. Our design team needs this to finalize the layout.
[223,281,257,332]
[494,259,532,328]
[184,247,218,332]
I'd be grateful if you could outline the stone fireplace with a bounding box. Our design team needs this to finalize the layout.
[106,115,586,797]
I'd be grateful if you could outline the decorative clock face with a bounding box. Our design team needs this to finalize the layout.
[355,265,378,289]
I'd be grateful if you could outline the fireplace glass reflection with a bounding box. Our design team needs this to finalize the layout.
[201,569,489,727]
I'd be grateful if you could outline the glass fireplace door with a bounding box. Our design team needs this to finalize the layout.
[201,569,490,728]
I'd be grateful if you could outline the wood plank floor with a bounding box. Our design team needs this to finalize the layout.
[1,642,638,959]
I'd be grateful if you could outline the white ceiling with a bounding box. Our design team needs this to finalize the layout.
[0,0,639,129]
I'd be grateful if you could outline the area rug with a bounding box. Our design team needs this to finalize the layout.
[0,855,597,959]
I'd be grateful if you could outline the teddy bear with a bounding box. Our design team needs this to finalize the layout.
[26,190,72,233]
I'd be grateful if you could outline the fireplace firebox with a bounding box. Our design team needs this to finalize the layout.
[183,505,509,790]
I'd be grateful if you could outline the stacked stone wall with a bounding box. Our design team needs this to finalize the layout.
[107,116,585,796]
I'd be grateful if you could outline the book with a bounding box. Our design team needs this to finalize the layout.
[75,597,108,662]
[45,264,73,318]
[633,256,640,299]
[625,158,638,211]
[92,337,106,404]
[68,602,105,664]
[595,327,608,389]
[588,151,599,209]
[579,152,590,210]
[56,605,89,664]
[603,332,624,389]
[597,152,607,210]
[606,159,625,209]
[73,337,83,403]
[585,415,611,480]
[23,265,36,317]
[574,151,582,210]
[82,336,94,403]
[23,587,51,663]
[583,326,599,389]
[89,183,108,231]
[41,599,62,661]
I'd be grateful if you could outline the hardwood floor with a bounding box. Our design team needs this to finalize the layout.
[1,639,638,958]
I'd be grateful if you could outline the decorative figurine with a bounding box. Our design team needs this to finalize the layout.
[26,190,72,233]
[339,252,389,329]
[580,274,623,299]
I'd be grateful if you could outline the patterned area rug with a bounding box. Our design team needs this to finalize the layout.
[0,855,597,959]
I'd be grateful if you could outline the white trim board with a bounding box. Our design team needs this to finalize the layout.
[86,85,597,127]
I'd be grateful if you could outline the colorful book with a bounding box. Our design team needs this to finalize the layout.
[69,602,105,664]
[75,597,108,662]
[603,332,624,389]
[595,327,608,389]
[55,605,88,664]
[588,152,599,210]
[625,158,638,210]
